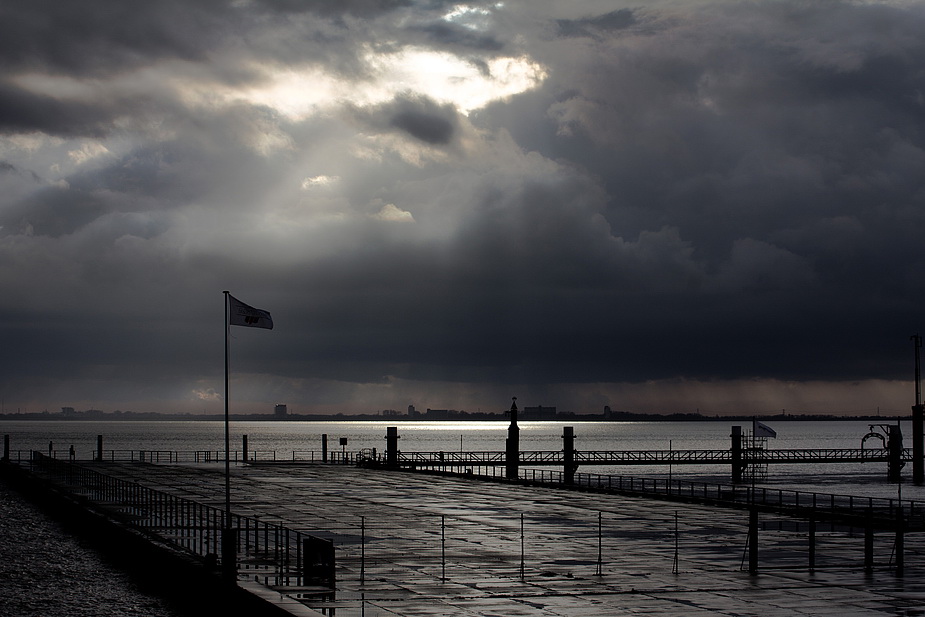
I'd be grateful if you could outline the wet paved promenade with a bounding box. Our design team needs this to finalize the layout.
[93,462,925,616]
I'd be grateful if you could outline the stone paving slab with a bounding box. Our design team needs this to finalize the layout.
[87,462,925,616]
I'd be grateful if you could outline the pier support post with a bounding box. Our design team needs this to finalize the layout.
[3,434,8,462]
[97,435,103,462]
[864,511,874,573]
[322,434,328,462]
[506,398,519,480]
[731,426,743,483]
[242,435,248,463]
[385,427,399,468]
[562,426,576,485]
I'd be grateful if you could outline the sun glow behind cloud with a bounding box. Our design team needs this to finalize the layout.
[237,49,546,119]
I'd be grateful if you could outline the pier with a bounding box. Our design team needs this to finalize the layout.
[4,447,925,616]
[369,422,914,485]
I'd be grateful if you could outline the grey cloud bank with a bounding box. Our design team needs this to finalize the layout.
[1,0,923,415]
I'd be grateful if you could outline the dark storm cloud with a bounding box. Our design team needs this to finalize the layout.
[412,22,505,51]
[0,83,116,137]
[1,0,923,414]
[254,0,413,16]
[0,0,233,76]
[556,9,639,38]
[353,94,460,144]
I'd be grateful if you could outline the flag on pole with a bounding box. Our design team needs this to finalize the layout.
[228,295,273,329]
[754,420,777,438]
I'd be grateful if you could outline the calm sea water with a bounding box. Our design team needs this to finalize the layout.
[2,418,922,500]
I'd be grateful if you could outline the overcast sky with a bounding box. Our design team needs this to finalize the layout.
[1,0,924,416]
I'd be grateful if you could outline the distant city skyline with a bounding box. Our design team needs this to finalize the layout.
[1,1,923,417]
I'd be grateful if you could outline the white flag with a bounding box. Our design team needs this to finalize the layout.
[754,420,776,438]
[228,295,273,329]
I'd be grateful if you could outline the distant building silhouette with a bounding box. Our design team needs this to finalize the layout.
[523,405,557,420]
[274,404,288,418]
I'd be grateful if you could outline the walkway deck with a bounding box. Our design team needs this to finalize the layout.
[46,460,925,617]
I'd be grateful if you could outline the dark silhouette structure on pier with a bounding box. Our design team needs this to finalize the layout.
[379,423,914,484]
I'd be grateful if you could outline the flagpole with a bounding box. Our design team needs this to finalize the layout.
[224,290,232,523]
[222,290,234,581]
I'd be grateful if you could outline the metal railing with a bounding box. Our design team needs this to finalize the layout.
[27,452,309,587]
[422,465,925,531]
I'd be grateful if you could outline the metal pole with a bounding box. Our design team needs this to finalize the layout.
[672,510,680,574]
[519,512,525,580]
[222,290,236,582]
[596,511,603,576]
[912,335,923,485]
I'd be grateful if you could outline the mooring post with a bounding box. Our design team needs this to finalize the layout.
[242,434,248,463]
[2,434,8,462]
[731,426,743,483]
[562,426,575,485]
[97,435,103,462]
[322,434,328,462]
[385,426,399,468]
[911,335,923,485]
[864,510,874,573]
[506,397,520,480]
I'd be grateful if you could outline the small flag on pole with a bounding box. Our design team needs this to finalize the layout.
[754,420,777,439]
[228,295,273,329]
